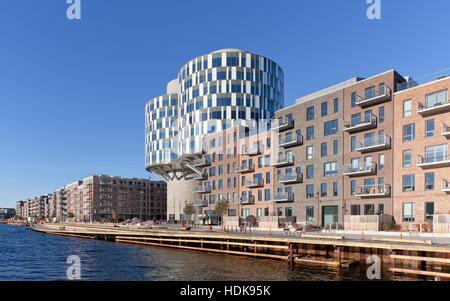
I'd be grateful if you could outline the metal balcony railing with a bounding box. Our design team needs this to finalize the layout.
[278,173,303,184]
[355,184,391,197]
[279,135,303,148]
[193,185,211,194]
[271,155,294,167]
[417,154,450,168]
[243,178,264,188]
[343,114,377,133]
[355,135,391,153]
[240,195,255,205]
[271,192,294,202]
[356,86,392,108]
[192,173,208,180]
[243,144,262,156]
[234,164,255,173]
[418,98,450,116]
[193,199,208,207]
[192,157,211,167]
[343,163,377,177]
[272,118,294,132]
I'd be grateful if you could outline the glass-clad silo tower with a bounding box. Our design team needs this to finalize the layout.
[145,49,284,220]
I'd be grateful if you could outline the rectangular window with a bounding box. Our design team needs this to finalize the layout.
[306,206,314,221]
[306,126,314,140]
[324,120,338,136]
[321,183,327,197]
[403,174,415,192]
[425,144,448,163]
[351,136,356,152]
[258,190,263,202]
[403,150,412,167]
[307,106,314,121]
[364,204,375,215]
[306,184,314,198]
[403,99,412,117]
[321,143,327,157]
[266,172,271,184]
[351,92,357,108]
[306,165,314,179]
[425,172,435,191]
[333,140,338,155]
[334,98,339,113]
[307,146,314,160]
[265,189,271,201]
[403,124,415,142]
[321,102,328,117]
[285,207,292,217]
[379,154,385,170]
[351,205,360,215]
[379,106,385,123]
[426,89,448,108]
[351,180,356,195]
[333,182,338,196]
[425,202,434,221]
[426,120,435,138]
[324,162,338,177]
[403,203,415,222]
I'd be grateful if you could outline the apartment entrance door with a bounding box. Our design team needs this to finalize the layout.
[322,206,338,227]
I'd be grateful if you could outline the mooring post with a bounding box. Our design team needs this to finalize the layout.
[289,243,294,263]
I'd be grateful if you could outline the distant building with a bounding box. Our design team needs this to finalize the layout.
[0,208,15,219]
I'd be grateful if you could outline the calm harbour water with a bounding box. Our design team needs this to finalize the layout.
[0,223,417,281]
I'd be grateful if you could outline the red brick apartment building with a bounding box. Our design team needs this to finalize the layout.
[393,76,450,227]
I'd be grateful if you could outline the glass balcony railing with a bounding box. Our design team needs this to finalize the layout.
[356,86,392,107]
[243,144,262,156]
[355,135,391,153]
[243,178,264,188]
[343,114,377,133]
[418,99,450,116]
[193,199,208,207]
[279,135,303,148]
[271,155,294,167]
[417,154,450,168]
[355,184,391,197]
[442,123,450,138]
[343,163,377,177]
[278,173,303,184]
[192,173,208,180]
[193,185,211,194]
[271,192,294,202]
[240,195,255,204]
[272,119,294,132]
[192,157,211,167]
[234,164,255,173]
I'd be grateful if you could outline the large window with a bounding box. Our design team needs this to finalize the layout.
[306,206,314,221]
[425,89,448,108]
[321,183,327,197]
[425,144,448,163]
[403,174,415,192]
[306,126,314,140]
[306,165,314,179]
[321,143,327,157]
[306,146,314,160]
[425,202,434,221]
[403,124,415,142]
[351,205,360,215]
[324,162,338,177]
[306,184,314,198]
[321,102,328,117]
[324,120,338,136]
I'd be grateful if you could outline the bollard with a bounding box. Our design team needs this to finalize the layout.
[400,229,403,240]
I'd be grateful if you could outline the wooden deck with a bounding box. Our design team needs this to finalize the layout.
[31,223,450,278]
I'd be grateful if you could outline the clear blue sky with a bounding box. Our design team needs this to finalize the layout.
[1,0,449,208]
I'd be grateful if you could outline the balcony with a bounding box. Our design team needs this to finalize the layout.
[234,164,255,174]
[272,119,294,132]
[355,184,391,198]
[279,135,303,148]
[278,173,303,185]
[442,123,450,138]
[193,185,211,194]
[243,144,262,156]
[418,99,450,117]
[343,114,377,134]
[192,158,211,168]
[442,180,450,193]
[271,192,294,203]
[343,163,377,177]
[355,135,391,153]
[417,154,450,168]
[356,86,392,108]
[243,178,264,188]
[240,195,255,205]
[192,173,208,180]
[193,199,208,207]
[271,156,294,167]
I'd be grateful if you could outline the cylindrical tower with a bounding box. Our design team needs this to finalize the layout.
[145,49,284,220]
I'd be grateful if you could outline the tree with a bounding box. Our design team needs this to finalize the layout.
[68,212,74,219]
[214,197,229,226]
[183,202,195,225]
